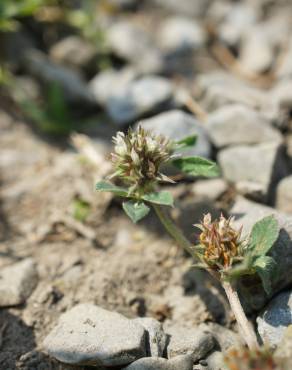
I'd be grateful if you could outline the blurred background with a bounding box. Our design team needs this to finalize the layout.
[1,0,292,369]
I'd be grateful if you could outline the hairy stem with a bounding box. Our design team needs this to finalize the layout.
[152,204,194,258]
[222,280,259,350]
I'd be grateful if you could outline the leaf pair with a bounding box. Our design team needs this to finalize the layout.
[96,181,174,223]
[173,135,220,177]
[228,215,279,294]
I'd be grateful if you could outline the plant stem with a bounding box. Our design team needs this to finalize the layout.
[152,204,194,258]
[222,280,259,350]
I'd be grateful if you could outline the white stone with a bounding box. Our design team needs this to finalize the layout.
[43,304,146,366]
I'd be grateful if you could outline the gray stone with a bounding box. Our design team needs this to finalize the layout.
[89,68,136,106]
[218,142,286,200]
[276,39,292,79]
[107,21,162,73]
[23,49,94,104]
[138,110,211,159]
[218,3,258,46]
[0,258,38,306]
[158,17,206,54]
[152,0,209,17]
[50,36,95,69]
[202,323,243,352]
[230,197,292,310]
[257,291,292,348]
[206,105,281,148]
[106,76,173,125]
[191,179,228,201]
[43,304,146,366]
[272,80,292,113]
[166,325,215,362]
[133,317,166,357]
[207,351,226,370]
[197,72,268,113]
[276,176,292,214]
[239,27,274,74]
[122,355,193,370]
[275,326,292,359]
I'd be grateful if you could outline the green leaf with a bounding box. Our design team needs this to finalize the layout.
[142,191,174,206]
[172,156,220,178]
[175,135,197,149]
[122,201,150,223]
[254,256,277,295]
[96,181,128,197]
[248,215,279,257]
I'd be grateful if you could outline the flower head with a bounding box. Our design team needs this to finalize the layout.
[195,213,244,272]
[110,126,175,194]
[225,348,282,370]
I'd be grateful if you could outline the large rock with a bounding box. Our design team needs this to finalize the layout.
[218,3,257,46]
[201,323,243,352]
[43,304,146,366]
[166,325,215,362]
[206,105,281,148]
[239,27,274,74]
[106,76,173,125]
[206,351,226,370]
[0,258,38,306]
[23,50,94,104]
[275,326,292,359]
[158,17,206,55]
[276,176,292,214]
[107,21,162,73]
[218,142,287,201]
[138,110,211,159]
[133,317,166,357]
[122,355,193,370]
[49,36,95,69]
[89,68,137,106]
[197,72,269,114]
[230,197,292,310]
[257,291,292,348]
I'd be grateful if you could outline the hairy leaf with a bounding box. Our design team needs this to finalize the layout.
[172,156,220,177]
[96,181,128,197]
[175,135,197,149]
[254,255,277,295]
[122,201,150,223]
[248,215,279,257]
[142,191,174,206]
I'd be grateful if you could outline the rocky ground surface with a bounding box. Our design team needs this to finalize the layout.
[1,0,292,369]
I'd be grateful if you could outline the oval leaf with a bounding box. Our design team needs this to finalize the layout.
[254,255,277,295]
[175,135,197,150]
[142,191,174,206]
[122,201,150,223]
[172,156,220,177]
[248,215,279,257]
[96,181,128,197]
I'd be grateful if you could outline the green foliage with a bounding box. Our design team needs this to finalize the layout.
[142,191,174,206]
[96,181,128,197]
[253,256,277,295]
[228,215,279,294]
[175,135,197,150]
[72,198,91,222]
[0,0,53,31]
[172,156,220,177]
[20,82,74,136]
[247,215,279,258]
[122,201,150,223]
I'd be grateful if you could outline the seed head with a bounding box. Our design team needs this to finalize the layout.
[195,213,243,272]
[225,348,282,370]
[110,126,175,193]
